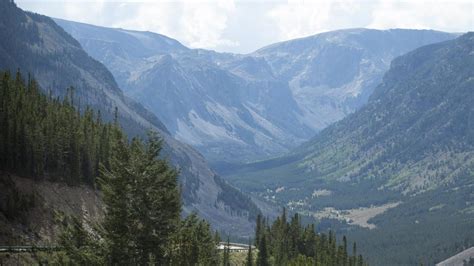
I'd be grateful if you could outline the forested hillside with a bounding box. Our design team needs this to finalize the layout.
[0,70,220,264]
[0,71,116,185]
[0,0,260,235]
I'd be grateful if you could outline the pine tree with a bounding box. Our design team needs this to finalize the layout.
[255,214,262,248]
[342,235,348,266]
[253,207,364,266]
[351,242,357,266]
[214,231,222,266]
[256,235,269,266]
[223,236,230,266]
[127,132,180,264]
[197,219,219,265]
[0,71,116,185]
[169,213,219,265]
[357,255,364,266]
[246,238,253,266]
[99,127,132,264]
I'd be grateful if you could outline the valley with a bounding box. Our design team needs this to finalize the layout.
[1,0,473,264]
[221,33,474,265]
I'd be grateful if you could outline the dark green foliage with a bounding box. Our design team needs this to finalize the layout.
[0,71,114,185]
[256,233,269,266]
[99,131,218,264]
[255,209,364,266]
[255,214,263,248]
[98,126,132,264]
[287,254,314,266]
[169,213,220,265]
[127,132,180,264]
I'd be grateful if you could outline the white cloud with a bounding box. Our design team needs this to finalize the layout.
[369,0,473,32]
[18,0,239,50]
[16,0,474,53]
[104,0,239,49]
[267,0,373,40]
[178,0,238,48]
[267,0,473,42]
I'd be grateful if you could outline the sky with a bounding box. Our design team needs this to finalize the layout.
[16,0,474,54]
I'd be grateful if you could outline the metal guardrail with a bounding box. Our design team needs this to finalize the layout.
[0,246,62,253]
[217,242,256,252]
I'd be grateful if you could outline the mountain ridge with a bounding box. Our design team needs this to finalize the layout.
[55,19,457,163]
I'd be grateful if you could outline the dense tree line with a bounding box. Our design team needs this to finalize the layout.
[0,70,114,185]
[254,209,364,266]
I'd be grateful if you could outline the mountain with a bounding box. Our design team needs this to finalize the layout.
[55,19,456,163]
[253,28,458,130]
[224,33,474,264]
[55,19,306,163]
[0,0,259,235]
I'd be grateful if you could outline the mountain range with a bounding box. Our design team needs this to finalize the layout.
[0,0,258,236]
[2,1,473,263]
[55,19,456,163]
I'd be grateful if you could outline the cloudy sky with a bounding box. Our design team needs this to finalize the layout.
[16,0,473,54]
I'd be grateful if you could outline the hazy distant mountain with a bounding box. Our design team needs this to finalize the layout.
[223,33,474,264]
[56,19,456,163]
[0,1,259,235]
[253,28,457,130]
